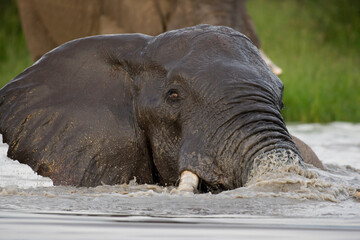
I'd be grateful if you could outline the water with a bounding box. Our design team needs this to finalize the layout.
[1,122,360,239]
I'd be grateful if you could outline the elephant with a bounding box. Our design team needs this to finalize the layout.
[0,25,320,192]
[17,0,282,75]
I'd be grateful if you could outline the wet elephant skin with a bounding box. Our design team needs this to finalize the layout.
[0,25,302,190]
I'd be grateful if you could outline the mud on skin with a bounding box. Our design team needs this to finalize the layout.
[0,25,321,193]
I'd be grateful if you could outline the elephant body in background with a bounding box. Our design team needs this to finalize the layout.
[0,25,320,192]
[17,0,260,61]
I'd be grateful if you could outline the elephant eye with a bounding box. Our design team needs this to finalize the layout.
[166,89,181,102]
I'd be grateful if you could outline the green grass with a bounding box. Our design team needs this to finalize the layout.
[0,0,359,122]
[248,0,360,122]
[0,0,31,87]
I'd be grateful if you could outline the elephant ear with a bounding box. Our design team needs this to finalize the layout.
[0,34,154,186]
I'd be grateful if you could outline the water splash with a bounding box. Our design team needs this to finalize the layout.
[1,123,360,218]
[0,135,53,189]
[227,149,357,202]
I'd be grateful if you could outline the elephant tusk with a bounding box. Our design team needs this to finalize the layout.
[176,170,199,193]
[259,49,283,76]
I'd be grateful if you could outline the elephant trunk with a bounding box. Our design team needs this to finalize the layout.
[176,148,303,193]
[176,112,302,193]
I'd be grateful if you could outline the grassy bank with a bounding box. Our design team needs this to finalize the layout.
[0,0,359,122]
[248,0,360,122]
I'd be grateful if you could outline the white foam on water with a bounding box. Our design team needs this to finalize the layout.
[231,147,359,202]
[287,122,360,169]
[0,134,53,189]
[225,162,359,202]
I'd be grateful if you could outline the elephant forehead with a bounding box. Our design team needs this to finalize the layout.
[165,56,284,104]
[143,25,283,94]
[167,59,260,85]
[144,25,254,67]
[166,50,282,92]
[174,64,282,100]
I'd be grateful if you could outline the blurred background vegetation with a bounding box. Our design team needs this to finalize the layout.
[0,0,359,122]
[0,0,31,85]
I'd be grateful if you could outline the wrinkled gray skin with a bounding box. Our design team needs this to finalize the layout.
[0,25,318,192]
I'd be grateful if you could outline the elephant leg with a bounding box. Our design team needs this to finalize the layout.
[17,0,58,61]
[17,0,101,61]
[292,135,324,169]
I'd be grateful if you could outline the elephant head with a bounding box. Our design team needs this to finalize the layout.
[0,25,301,192]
